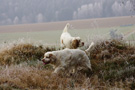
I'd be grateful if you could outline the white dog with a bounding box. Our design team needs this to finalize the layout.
[42,42,94,74]
[60,23,84,49]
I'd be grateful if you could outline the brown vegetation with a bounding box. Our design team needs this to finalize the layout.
[0,43,56,65]
[90,40,135,81]
[0,40,135,89]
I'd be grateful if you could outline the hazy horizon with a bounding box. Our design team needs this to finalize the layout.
[0,0,135,26]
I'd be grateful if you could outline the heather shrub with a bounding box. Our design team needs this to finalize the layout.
[0,43,56,65]
[89,40,135,81]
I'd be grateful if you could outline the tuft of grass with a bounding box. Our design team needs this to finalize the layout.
[0,43,56,65]
[89,40,135,81]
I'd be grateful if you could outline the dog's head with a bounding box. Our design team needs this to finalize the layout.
[42,52,57,65]
[71,37,84,49]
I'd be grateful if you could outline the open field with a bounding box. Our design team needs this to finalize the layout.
[0,16,135,32]
[0,16,135,45]
[0,25,135,45]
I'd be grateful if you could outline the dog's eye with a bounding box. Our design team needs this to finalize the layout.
[45,56,49,58]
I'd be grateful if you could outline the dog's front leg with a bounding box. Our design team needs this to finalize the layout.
[53,66,65,74]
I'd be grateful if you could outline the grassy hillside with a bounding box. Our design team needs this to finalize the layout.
[0,39,135,89]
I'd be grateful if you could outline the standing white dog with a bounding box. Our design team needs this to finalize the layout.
[60,23,84,49]
[42,42,94,74]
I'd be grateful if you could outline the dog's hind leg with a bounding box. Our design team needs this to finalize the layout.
[60,40,66,49]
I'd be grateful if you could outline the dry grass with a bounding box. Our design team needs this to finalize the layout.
[0,64,134,90]
[0,40,135,89]
[0,64,101,90]
[0,43,56,65]
[89,40,135,81]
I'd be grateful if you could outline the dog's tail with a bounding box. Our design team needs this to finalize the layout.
[85,42,94,54]
[63,23,70,33]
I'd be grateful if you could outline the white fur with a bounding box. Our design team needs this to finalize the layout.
[42,42,94,74]
[60,23,84,49]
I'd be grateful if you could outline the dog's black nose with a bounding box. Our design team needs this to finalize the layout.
[82,42,84,45]
[42,59,45,62]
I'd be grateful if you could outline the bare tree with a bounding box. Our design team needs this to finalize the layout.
[121,0,135,11]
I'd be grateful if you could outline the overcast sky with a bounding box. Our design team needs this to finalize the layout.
[0,0,135,26]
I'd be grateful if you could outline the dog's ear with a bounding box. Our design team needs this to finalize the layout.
[49,53,57,62]
[49,53,53,57]
[72,39,79,49]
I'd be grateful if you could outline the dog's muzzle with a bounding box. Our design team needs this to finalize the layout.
[79,42,84,47]
[42,59,50,65]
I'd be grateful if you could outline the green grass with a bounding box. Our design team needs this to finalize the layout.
[0,25,135,44]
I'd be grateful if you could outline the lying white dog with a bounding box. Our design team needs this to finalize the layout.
[42,42,94,74]
[60,23,84,49]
